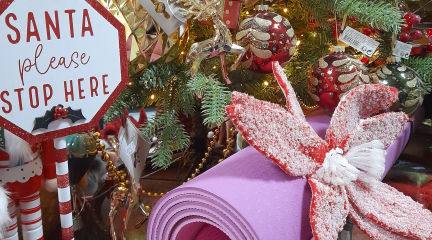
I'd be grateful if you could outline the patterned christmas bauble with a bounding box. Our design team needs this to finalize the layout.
[369,57,425,115]
[235,5,296,73]
[307,46,370,111]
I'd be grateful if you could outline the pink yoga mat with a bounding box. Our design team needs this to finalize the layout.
[147,110,415,240]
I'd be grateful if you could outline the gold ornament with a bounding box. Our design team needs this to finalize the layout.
[98,0,189,69]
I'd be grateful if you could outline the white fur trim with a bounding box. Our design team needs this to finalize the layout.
[4,130,33,167]
[0,186,11,240]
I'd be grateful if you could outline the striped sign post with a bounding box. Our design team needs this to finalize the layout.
[54,137,74,240]
[0,0,128,239]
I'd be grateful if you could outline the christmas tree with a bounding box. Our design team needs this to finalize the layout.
[99,0,432,169]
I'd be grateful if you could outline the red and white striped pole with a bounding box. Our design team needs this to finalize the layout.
[54,137,74,240]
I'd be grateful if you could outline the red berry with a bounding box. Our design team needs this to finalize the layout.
[363,28,373,36]
[62,109,68,118]
[429,35,432,43]
[409,14,421,24]
[399,32,410,42]
[402,23,413,32]
[404,13,412,20]
[427,45,432,52]
[410,30,423,40]
[360,57,370,64]
[427,29,432,36]
[55,106,63,113]
[333,31,341,39]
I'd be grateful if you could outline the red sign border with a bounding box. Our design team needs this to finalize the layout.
[0,0,128,144]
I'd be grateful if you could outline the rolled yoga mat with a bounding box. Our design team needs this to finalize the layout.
[147,113,413,240]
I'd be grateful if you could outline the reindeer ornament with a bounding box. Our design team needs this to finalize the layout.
[171,0,245,84]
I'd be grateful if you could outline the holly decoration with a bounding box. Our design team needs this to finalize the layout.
[369,57,425,115]
[307,46,370,111]
[33,105,86,132]
[234,5,296,73]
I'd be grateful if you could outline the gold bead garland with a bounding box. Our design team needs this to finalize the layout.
[93,132,129,194]
[184,127,237,183]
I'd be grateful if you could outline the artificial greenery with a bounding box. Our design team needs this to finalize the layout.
[403,56,432,94]
[142,109,190,169]
[188,73,231,126]
[334,0,404,33]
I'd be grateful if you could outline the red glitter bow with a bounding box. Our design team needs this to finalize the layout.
[226,61,432,240]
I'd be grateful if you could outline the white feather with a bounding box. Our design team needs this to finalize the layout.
[0,185,11,239]
[4,130,33,167]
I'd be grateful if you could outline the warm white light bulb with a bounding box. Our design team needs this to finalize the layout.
[296,40,301,46]
[264,81,269,86]
[151,94,155,99]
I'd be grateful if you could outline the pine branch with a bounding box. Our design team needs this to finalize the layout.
[142,110,190,169]
[402,56,432,94]
[333,0,404,33]
[188,73,231,126]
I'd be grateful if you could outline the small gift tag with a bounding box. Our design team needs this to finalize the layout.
[393,41,412,59]
[340,26,380,57]
[126,141,136,156]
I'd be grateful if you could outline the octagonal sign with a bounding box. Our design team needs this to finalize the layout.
[0,0,127,144]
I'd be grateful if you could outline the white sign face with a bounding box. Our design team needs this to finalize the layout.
[0,0,127,143]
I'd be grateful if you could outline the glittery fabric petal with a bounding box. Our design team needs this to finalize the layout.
[346,175,432,239]
[308,176,349,240]
[272,62,306,122]
[326,84,399,149]
[226,92,328,176]
[338,112,409,152]
[348,202,412,240]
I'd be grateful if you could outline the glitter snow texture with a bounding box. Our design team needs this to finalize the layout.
[226,62,432,240]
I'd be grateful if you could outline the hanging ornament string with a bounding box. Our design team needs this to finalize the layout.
[413,0,432,14]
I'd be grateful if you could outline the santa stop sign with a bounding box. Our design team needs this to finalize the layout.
[0,0,127,144]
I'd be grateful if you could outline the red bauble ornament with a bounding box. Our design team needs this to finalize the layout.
[363,28,373,36]
[409,14,421,24]
[235,5,296,73]
[402,23,413,32]
[410,30,423,40]
[399,32,410,42]
[360,57,370,64]
[307,46,370,111]
[427,29,432,36]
